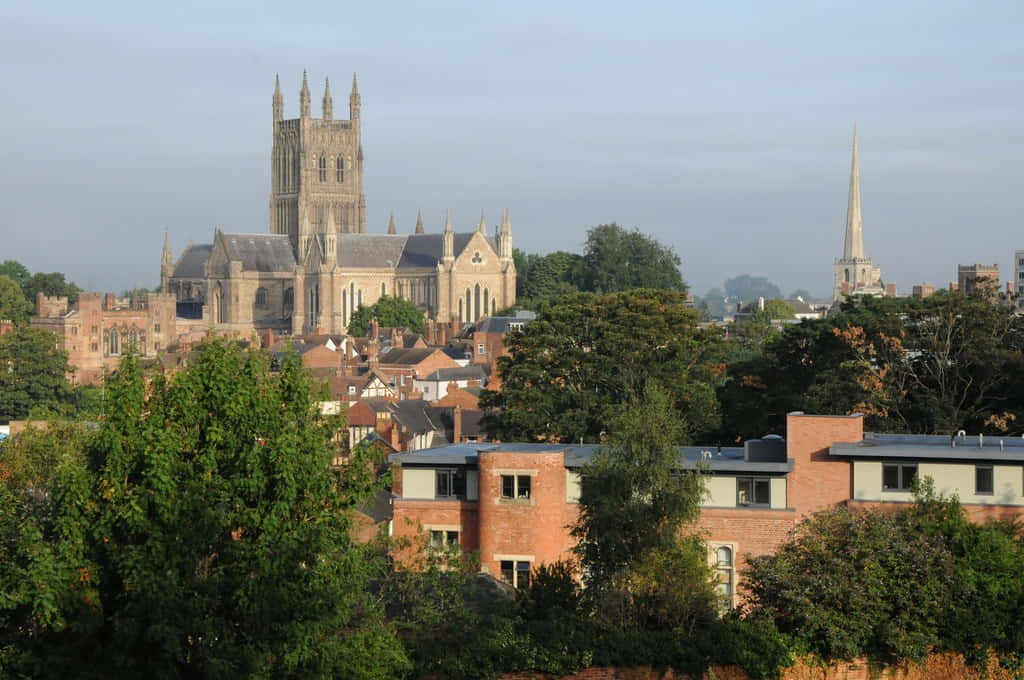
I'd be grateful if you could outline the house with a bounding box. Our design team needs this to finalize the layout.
[376,347,460,399]
[389,413,1024,602]
[414,365,487,402]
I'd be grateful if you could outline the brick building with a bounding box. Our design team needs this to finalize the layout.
[30,292,178,385]
[390,413,1024,604]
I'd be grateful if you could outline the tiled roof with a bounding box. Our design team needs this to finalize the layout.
[419,365,487,382]
[222,233,296,272]
[172,244,213,279]
[378,347,437,366]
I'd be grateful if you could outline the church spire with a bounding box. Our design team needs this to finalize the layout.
[415,210,424,234]
[273,73,283,122]
[162,228,173,268]
[477,212,487,234]
[299,70,311,118]
[843,127,864,260]
[387,213,396,234]
[322,77,333,120]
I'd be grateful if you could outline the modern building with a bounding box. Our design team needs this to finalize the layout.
[161,72,517,337]
[389,413,1024,605]
[833,130,885,302]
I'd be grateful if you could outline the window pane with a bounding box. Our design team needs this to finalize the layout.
[882,464,900,490]
[516,561,530,589]
[737,479,751,506]
[437,471,451,497]
[429,530,443,549]
[517,475,531,499]
[716,547,732,567]
[501,475,514,499]
[754,479,770,505]
[452,469,466,497]
[976,466,994,494]
[902,465,917,490]
[500,561,514,585]
[447,531,459,546]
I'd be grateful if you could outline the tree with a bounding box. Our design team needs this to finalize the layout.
[724,275,781,303]
[480,289,722,444]
[0,327,72,422]
[581,224,686,294]
[0,421,91,494]
[520,251,584,302]
[0,342,409,678]
[0,276,32,324]
[22,272,81,306]
[572,383,716,633]
[347,294,425,336]
[0,261,30,292]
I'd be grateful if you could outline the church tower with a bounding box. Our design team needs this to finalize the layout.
[269,70,366,258]
[833,129,883,302]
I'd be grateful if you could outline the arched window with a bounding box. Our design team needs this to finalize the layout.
[715,546,734,607]
[255,287,268,307]
[214,283,225,324]
[465,288,472,322]
[283,287,294,308]
[474,284,481,322]
[128,328,139,349]
[336,157,344,182]
[458,299,464,323]
[342,290,348,326]
[844,269,850,283]
[318,154,327,182]
[381,282,386,297]
[483,289,489,318]
[109,329,120,356]
[492,298,497,316]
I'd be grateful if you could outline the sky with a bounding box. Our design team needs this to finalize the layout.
[1,1,1022,300]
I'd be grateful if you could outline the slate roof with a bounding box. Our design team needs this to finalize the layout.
[390,399,445,435]
[172,244,213,279]
[334,232,495,269]
[419,365,487,382]
[476,311,536,334]
[222,233,296,272]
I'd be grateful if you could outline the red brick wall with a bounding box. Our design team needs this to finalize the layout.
[392,498,480,567]
[786,413,862,519]
[476,449,578,578]
[698,507,798,577]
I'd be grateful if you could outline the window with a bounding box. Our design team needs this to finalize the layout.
[347,385,356,395]
[737,478,770,506]
[336,157,344,182]
[255,288,268,307]
[715,546,734,608]
[91,343,98,352]
[500,474,531,500]
[283,288,294,307]
[400,375,406,387]
[154,341,160,351]
[91,325,98,335]
[508,322,523,332]
[976,465,994,495]
[154,323,160,333]
[429,530,460,550]
[436,469,467,498]
[882,463,917,491]
[500,560,531,588]
[477,343,485,355]
[71,327,78,336]
[318,154,327,181]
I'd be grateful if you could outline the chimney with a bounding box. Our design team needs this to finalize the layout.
[453,405,462,444]
[104,293,116,311]
[370,318,379,341]
[390,423,401,451]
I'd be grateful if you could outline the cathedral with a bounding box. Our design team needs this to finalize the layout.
[833,129,884,301]
[161,72,516,335]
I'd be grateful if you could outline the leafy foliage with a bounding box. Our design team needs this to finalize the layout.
[348,294,425,336]
[580,223,686,294]
[0,327,72,422]
[724,275,782,303]
[0,276,32,325]
[0,261,30,292]
[22,272,81,306]
[0,341,408,678]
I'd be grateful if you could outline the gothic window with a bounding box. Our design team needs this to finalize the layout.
[109,330,120,356]
[318,155,327,182]
[474,284,481,322]
[128,328,139,349]
[283,287,294,308]
[471,251,482,264]
[458,299,464,323]
[342,290,348,326]
[483,289,489,317]
[465,289,472,322]
[492,299,497,316]
[381,283,386,297]
[844,269,850,283]
[336,157,344,182]
[255,287,268,307]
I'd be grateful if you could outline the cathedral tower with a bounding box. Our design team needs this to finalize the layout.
[269,71,366,258]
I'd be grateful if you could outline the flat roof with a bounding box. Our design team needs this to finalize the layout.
[831,432,1024,463]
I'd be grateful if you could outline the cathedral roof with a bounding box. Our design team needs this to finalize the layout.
[335,232,497,269]
[223,233,296,272]
[172,244,214,279]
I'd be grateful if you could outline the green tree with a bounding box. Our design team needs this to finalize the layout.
[22,272,81,306]
[0,421,91,494]
[521,251,584,302]
[0,276,32,324]
[481,289,722,444]
[724,275,782,303]
[0,327,72,422]
[572,383,716,633]
[0,342,409,678]
[581,224,686,293]
[0,261,30,292]
[348,294,425,336]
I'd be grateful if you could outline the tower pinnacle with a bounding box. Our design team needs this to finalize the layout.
[387,213,396,234]
[478,212,487,234]
[273,73,283,122]
[843,127,864,260]
[415,210,424,234]
[299,70,311,118]
[349,72,360,120]
[442,209,454,259]
[162,228,173,267]
[322,77,333,120]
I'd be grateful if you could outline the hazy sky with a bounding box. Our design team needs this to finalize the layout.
[2,1,1021,299]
